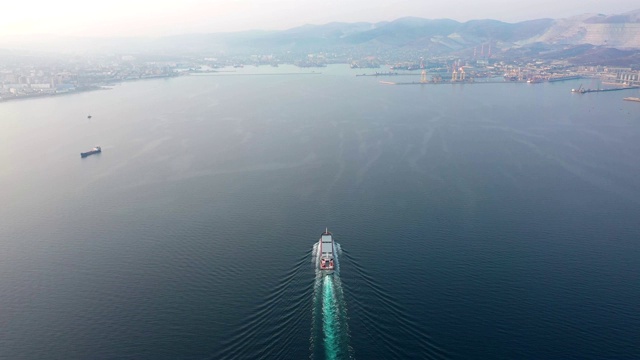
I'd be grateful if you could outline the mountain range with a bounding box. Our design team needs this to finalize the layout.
[1,9,639,63]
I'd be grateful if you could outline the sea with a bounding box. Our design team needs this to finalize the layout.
[1,65,639,359]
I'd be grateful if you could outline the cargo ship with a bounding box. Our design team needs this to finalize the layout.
[81,146,101,158]
[317,229,335,274]
[623,97,640,102]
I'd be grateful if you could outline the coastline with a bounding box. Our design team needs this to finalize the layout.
[0,85,108,103]
[0,74,180,104]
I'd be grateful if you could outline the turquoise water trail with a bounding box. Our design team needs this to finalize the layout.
[311,240,352,359]
[322,275,340,360]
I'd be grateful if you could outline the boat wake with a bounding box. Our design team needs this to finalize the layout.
[339,249,451,359]
[211,251,313,360]
[311,241,352,359]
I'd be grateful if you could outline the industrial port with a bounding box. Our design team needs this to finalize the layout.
[359,60,640,94]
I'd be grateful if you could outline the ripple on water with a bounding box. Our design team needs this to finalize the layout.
[211,251,313,359]
[341,248,451,360]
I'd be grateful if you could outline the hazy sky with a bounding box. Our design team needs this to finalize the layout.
[1,0,638,37]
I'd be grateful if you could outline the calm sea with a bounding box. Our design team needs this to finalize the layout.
[1,65,639,359]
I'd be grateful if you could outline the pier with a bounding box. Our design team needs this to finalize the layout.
[571,86,640,94]
[381,80,529,85]
[356,72,401,77]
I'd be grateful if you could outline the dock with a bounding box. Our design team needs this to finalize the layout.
[572,86,640,94]
[356,72,401,77]
[386,80,528,85]
[548,75,582,82]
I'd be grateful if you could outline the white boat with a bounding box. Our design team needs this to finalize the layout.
[317,228,335,274]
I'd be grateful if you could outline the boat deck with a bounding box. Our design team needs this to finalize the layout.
[320,234,334,257]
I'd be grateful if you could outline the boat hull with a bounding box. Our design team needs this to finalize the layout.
[81,147,101,158]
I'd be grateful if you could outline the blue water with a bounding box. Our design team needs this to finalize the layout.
[312,241,351,360]
[323,275,340,359]
[1,65,640,359]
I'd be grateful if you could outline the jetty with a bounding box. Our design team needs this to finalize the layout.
[571,85,640,94]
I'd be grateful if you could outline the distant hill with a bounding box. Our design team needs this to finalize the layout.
[1,9,639,60]
[528,10,640,48]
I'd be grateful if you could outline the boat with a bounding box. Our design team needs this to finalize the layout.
[81,146,101,158]
[623,97,640,102]
[317,228,335,274]
[87,115,92,119]
[571,84,586,93]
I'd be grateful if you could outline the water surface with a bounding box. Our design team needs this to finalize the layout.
[1,65,639,359]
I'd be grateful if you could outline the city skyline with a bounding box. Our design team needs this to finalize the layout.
[1,0,638,38]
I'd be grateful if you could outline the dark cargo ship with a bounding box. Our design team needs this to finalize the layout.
[81,146,101,158]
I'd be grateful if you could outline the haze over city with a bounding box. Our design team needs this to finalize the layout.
[2,0,639,37]
[3,0,640,359]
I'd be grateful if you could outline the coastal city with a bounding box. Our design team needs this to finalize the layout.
[1,51,639,102]
[3,1,640,359]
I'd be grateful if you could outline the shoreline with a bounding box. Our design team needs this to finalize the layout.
[0,86,108,103]
[0,74,180,104]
